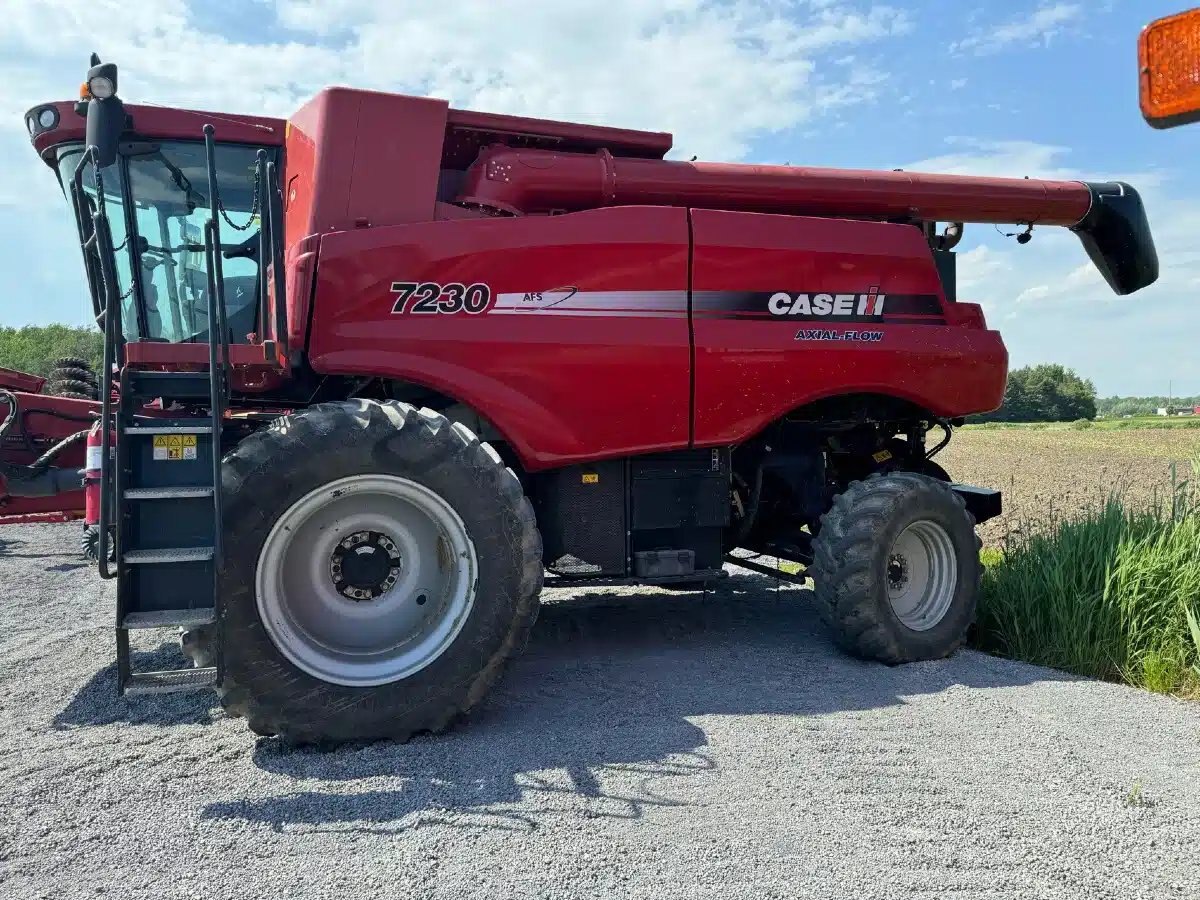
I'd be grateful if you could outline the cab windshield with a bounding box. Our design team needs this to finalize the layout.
[57,140,271,344]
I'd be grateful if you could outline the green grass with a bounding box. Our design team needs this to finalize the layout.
[973,460,1200,696]
[965,416,1200,432]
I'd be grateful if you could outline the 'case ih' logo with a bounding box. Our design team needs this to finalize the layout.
[768,287,885,318]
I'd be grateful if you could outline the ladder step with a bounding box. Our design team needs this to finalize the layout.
[124,667,217,695]
[124,424,213,435]
[122,609,216,629]
[126,371,213,400]
[124,486,214,500]
[124,547,214,565]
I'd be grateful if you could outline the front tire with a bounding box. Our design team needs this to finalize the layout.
[217,400,542,743]
[810,473,980,664]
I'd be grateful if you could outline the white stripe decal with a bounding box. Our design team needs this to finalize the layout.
[490,308,684,318]
[494,290,686,311]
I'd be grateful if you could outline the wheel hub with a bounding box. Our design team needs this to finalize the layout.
[885,519,958,632]
[329,530,402,601]
[256,474,479,687]
[887,553,909,591]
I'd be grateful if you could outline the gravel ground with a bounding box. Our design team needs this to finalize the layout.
[2,523,1200,899]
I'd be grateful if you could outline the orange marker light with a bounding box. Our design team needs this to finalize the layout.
[1140,8,1200,128]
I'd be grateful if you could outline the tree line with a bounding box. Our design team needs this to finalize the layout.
[1097,395,1200,418]
[970,364,1098,423]
[0,325,105,379]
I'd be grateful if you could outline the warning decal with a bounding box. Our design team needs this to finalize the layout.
[152,434,198,461]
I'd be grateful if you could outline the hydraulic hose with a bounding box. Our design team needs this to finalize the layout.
[0,389,88,494]
[925,419,953,461]
[733,460,765,547]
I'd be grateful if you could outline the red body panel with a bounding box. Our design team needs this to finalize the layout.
[307,204,1007,469]
[29,101,283,160]
[308,207,692,469]
[689,211,1007,446]
[0,366,46,393]
[0,391,92,522]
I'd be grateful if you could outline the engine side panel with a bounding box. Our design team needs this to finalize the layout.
[690,210,1008,446]
[307,206,692,470]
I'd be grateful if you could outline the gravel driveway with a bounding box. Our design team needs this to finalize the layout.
[2,523,1199,899]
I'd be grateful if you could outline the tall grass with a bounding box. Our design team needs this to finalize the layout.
[974,460,1200,695]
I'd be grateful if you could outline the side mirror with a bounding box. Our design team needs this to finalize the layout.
[83,58,125,167]
[1140,9,1200,129]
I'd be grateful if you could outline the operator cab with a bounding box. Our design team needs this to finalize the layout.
[26,55,285,360]
[53,139,273,347]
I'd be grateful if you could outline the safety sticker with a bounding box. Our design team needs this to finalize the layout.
[152,434,198,461]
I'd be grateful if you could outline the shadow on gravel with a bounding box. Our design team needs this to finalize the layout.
[201,573,1058,834]
[44,561,90,573]
[2,551,86,561]
[53,642,217,728]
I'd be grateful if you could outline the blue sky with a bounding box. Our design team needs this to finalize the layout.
[0,0,1196,396]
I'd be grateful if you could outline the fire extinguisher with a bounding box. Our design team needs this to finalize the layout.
[82,420,114,562]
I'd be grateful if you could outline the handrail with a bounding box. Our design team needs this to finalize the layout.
[83,144,122,580]
[203,126,232,398]
[255,151,269,351]
[201,124,226,576]
[202,220,224,577]
[265,158,290,364]
[70,153,103,320]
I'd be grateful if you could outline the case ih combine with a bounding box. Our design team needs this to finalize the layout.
[0,56,1159,742]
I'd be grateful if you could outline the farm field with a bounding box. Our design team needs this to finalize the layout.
[941,425,1199,546]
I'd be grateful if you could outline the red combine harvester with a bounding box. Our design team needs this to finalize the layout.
[1,56,1159,742]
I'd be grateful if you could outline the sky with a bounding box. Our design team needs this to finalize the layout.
[0,0,1196,397]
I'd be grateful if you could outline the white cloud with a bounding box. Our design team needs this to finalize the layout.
[0,0,911,156]
[957,245,1012,292]
[953,3,1082,56]
[1015,284,1051,304]
[0,0,911,328]
[267,0,911,159]
[907,137,1078,179]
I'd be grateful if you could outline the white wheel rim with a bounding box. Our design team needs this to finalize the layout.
[885,519,957,632]
[256,474,477,687]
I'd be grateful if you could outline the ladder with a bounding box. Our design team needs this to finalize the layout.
[79,126,272,695]
[112,370,223,694]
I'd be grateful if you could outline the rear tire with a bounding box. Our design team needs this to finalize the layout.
[216,400,542,743]
[81,524,113,562]
[48,358,99,401]
[180,626,215,669]
[49,385,94,401]
[810,473,980,664]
